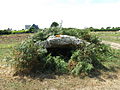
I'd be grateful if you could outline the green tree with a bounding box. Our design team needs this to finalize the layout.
[89,27,94,31]
[29,24,39,33]
[106,27,111,30]
[50,22,59,27]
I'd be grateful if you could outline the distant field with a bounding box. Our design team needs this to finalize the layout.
[0,34,32,60]
[0,34,32,46]
[91,31,120,43]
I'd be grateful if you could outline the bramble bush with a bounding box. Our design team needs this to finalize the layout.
[11,27,113,75]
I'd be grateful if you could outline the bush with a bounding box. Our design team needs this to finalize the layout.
[29,24,39,33]
[12,39,47,73]
[50,22,59,27]
[68,42,111,75]
[45,55,68,73]
[11,27,113,75]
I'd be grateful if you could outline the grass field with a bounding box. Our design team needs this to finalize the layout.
[0,32,120,90]
[0,34,32,61]
[91,31,120,43]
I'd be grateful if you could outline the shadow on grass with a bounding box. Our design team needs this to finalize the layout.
[13,71,69,82]
[12,61,120,82]
[86,63,120,81]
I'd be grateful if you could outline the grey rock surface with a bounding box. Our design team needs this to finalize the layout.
[36,35,86,48]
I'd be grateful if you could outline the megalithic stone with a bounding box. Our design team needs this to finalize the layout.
[35,35,89,48]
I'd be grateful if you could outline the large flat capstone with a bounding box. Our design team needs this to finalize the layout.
[36,35,86,48]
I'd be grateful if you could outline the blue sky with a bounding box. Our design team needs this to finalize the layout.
[0,0,120,30]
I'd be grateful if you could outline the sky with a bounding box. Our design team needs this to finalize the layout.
[0,0,120,30]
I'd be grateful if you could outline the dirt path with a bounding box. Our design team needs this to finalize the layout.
[102,41,120,49]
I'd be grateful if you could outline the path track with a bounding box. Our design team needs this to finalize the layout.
[102,41,120,49]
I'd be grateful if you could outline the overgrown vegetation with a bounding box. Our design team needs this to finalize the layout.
[8,28,116,75]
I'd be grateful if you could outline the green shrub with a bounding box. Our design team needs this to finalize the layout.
[68,42,111,75]
[45,55,68,73]
[29,24,39,33]
[71,62,93,75]
[12,39,47,73]
[11,27,113,75]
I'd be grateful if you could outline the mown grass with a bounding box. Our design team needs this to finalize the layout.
[0,34,32,44]
[0,34,32,61]
[91,31,120,43]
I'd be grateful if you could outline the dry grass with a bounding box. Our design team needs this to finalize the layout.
[0,33,32,60]
[91,31,120,44]
[0,34,32,44]
[0,70,120,90]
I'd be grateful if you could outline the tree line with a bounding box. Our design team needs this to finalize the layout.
[89,27,120,31]
[0,24,40,35]
[1,22,120,35]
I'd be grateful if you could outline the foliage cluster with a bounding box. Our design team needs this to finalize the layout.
[11,27,113,75]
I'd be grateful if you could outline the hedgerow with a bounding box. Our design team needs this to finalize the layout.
[0,28,40,35]
[0,30,12,35]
